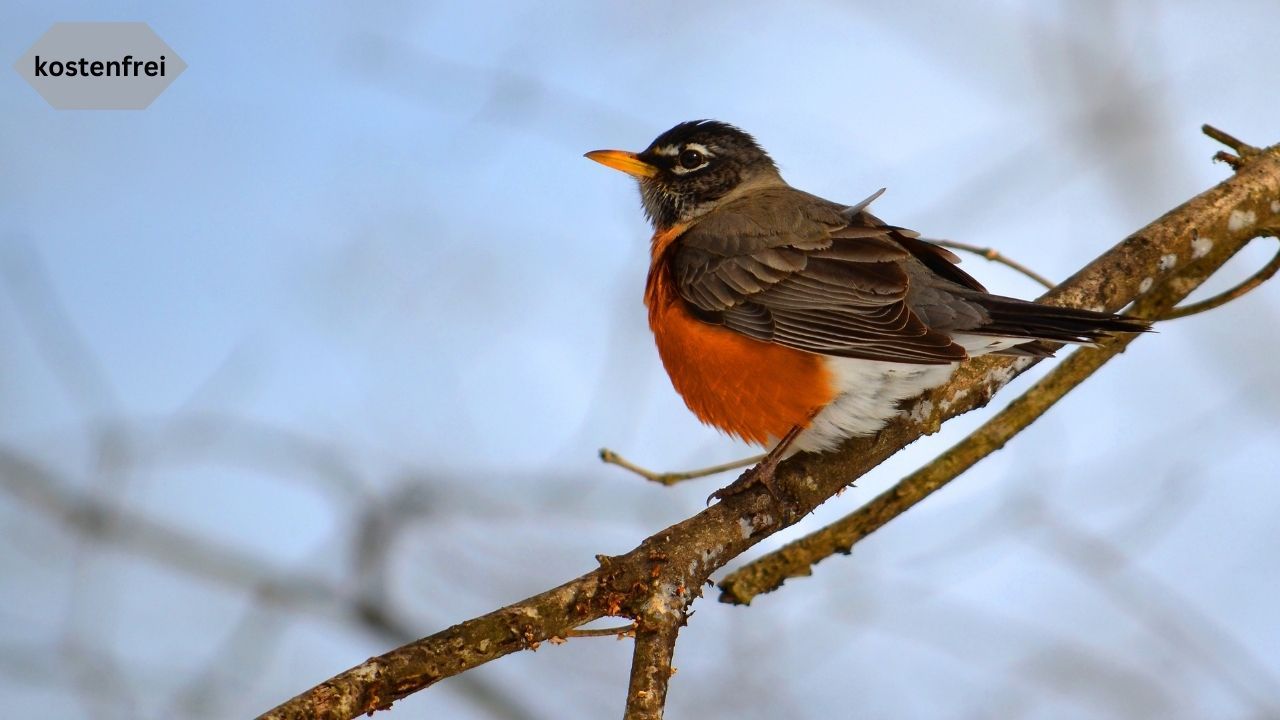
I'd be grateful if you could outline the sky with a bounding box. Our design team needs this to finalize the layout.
[2,2,1279,719]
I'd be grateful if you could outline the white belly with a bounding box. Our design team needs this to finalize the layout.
[787,333,1030,454]
[790,358,959,454]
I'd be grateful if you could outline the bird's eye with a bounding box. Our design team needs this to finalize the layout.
[678,148,706,170]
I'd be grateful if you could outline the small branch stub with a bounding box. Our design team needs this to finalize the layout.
[1205,124,1261,169]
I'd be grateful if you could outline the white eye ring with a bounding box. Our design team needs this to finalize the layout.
[672,143,712,174]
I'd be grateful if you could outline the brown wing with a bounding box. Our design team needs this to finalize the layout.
[670,187,979,364]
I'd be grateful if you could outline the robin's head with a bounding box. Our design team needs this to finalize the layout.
[586,120,783,229]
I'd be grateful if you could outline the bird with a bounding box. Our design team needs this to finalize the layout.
[585,120,1149,498]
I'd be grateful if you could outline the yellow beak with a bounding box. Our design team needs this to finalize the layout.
[584,149,657,179]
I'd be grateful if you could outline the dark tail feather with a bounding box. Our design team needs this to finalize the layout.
[971,295,1152,346]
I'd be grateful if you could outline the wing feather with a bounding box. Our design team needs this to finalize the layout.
[669,187,970,364]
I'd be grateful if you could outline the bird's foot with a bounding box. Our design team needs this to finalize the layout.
[708,455,781,504]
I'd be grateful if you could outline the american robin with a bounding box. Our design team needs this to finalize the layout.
[586,120,1148,497]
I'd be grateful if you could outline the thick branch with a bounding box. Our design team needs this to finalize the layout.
[258,135,1280,720]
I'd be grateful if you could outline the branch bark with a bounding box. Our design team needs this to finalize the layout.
[257,130,1280,720]
[623,613,681,719]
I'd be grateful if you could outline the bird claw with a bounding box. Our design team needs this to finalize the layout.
[707,459,781,504]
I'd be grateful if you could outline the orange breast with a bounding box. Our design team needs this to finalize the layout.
[644,258,835,446]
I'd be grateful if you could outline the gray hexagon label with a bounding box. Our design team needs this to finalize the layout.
[13,22,186,110]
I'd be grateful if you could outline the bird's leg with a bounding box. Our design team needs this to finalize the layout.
[598,448,764,487]
[709,424,805,502]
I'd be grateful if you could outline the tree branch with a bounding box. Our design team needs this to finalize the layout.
[257,130,1280,720]
[599,447,763,486]
[931,239,1057,289]
[1160,238,1280,319]
[623,615,681,719]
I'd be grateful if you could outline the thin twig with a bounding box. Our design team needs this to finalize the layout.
[1213,151,1244,170]
[1161,239,1280,319]
[564,624,635,638]
[599,448,763,486]
[1203,124,1260,156]
[1205,125,1262,169]
[931,239,1057,289]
